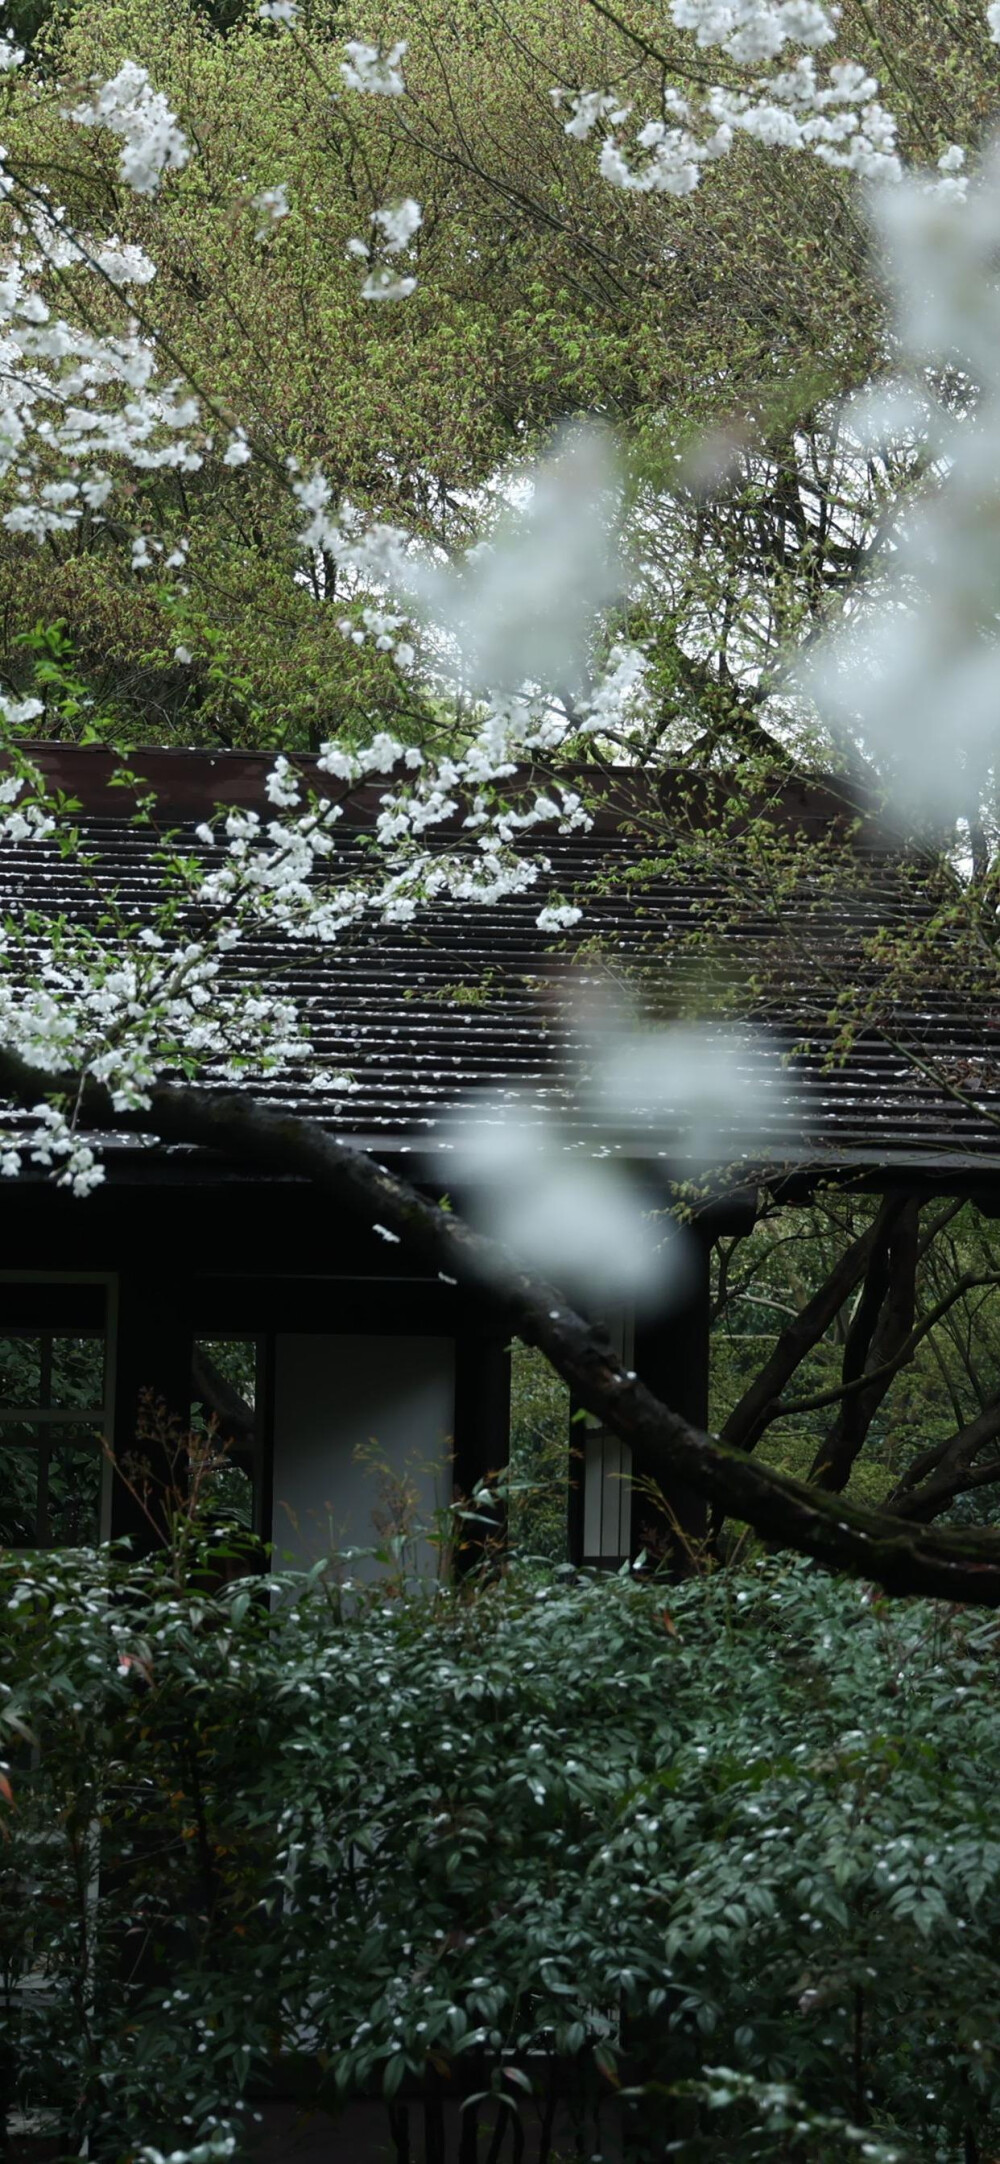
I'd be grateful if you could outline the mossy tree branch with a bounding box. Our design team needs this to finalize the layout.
[4,1043,1000,1602]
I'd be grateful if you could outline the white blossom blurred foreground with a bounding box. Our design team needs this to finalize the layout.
[443,1023,793,1308]
[802,147,1000,819]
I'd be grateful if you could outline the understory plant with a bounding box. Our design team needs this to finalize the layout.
[2,1539,1000,2161]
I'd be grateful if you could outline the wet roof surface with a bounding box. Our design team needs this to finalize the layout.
[3,752,1000,1188]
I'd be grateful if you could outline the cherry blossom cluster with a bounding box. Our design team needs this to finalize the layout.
[0,410,650,1198]
[551,0,979,196]
[0,187,203,545]
[340,38,408,96]
[346,196,422,303]
[252,182,290,237]
[0,757,323,1191]
[69,61,189,196]
[0,476,647,1192]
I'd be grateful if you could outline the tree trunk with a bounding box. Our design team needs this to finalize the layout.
[721,1199,903,1456]
[811,1200,918,1490]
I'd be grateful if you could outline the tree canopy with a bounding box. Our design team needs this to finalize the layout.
[0,0,995,757]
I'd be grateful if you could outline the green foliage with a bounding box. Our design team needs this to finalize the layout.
[508,1344,569,1559]
[4,1544,1000,2159]
[2,0,994,753]
[0,0,671,749]
[10,0,255,59]
[710,1202,1000,1522]
[14,620,122,743]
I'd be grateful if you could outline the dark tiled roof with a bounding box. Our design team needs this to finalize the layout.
[4,749,1000,1188]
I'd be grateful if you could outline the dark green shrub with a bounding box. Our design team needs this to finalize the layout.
[2,1542,999,2161]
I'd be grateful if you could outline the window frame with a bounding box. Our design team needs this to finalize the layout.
[0,1273,116,1547]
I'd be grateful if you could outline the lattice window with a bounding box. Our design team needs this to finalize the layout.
[0,1285,110,1549]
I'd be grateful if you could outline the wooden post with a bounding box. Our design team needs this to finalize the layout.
[109,1265,193,1551]
[631,1228,711,1571]
[570,1310,635,1568]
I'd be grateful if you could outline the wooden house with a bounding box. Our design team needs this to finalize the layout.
[2,747,997,1569]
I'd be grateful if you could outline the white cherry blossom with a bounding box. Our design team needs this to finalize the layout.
[370,198,422,251]
[69,63,189,196]
[361,269,416,302]
[252,183,290,236]
[340,40,408,96]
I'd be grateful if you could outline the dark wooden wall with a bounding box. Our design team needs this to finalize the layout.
[0,1172,509,1553]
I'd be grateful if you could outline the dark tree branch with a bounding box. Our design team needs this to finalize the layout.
[5,1046,1000,1600]
[710,1234,737,1326]
[721,1198,902,1456]
[723,1200,967,1453]
[808,1199,902,1472]
[772,1267,1000,1421]
[889,1394,1000,1522]
[893,1447,1000,1524]
[811,1200,918,1491]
